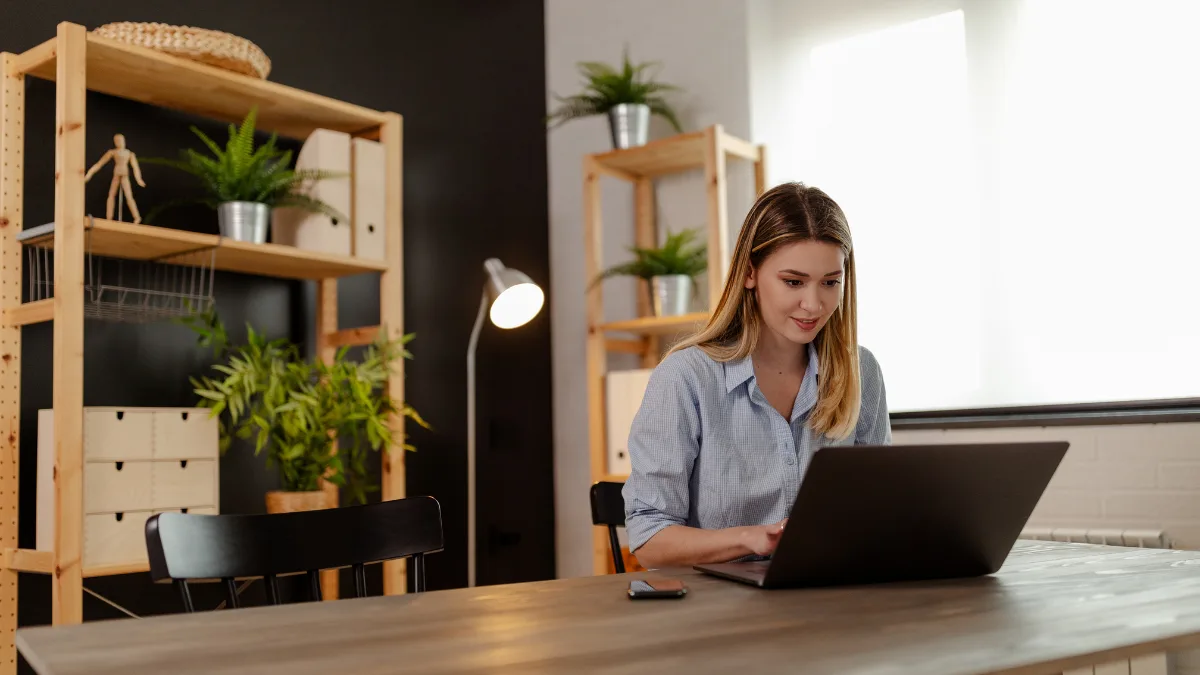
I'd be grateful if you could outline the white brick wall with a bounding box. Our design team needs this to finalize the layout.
[893,422,1200,550]
[893,421,1200,675]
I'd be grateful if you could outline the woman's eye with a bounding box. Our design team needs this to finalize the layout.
[822,279,842,287]
[784,279,802,287]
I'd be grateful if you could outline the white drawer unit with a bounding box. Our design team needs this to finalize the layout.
[36,407,220,571]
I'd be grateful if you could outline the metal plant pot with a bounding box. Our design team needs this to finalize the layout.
[608,103,651,149]
[651,274,693,317]
[217,201,269,244]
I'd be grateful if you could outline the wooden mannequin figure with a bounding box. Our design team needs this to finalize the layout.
[84,133,146,223]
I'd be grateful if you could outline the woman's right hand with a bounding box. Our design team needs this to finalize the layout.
[740,518,788,557]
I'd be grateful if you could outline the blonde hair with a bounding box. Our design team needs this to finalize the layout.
[670,182,861,439]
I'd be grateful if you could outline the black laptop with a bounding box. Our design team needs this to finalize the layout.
[693,441,1068,589]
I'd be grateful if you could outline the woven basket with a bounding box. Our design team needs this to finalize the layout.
[265,490,333,514]
[91,22,272,79]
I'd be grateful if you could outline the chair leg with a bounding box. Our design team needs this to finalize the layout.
[353,564,367,598]
[307,570,323,603]
[413,553,425,593]
[265,574,282,605]
[223,578,240,610]
[609,526,625,574]
[176,580,195,613]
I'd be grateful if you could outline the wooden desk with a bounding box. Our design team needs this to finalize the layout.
[17,541,1200,675]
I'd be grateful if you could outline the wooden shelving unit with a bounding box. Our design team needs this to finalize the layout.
[0,22,407,672]
[583,124,767,575]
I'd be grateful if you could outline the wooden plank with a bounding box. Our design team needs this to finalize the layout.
[315,279,339,601]
[633,177,660,368]
[754,145,768,196]
[22,25,386,140]
[52,20,86,627]
[379,112,406,595]
[590,130,708,178]
[3,549,53,575]
[604,338,645,355]
[7,299,53,326]
[582,157,611,575]
[0,53,24,675]
[721,131,759,161]
[8,39,55,78]
[598,312,708,336]
[18,542,1200,675]
[21,218,388,280]
[81,562,148,578]
[590,162,639,183]
[324,325,380,349]
[703,125,731,310]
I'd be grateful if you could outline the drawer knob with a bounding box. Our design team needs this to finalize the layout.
[116,411,125,421]
[180,460,188,469]
[115,461,123,471]
[180,411,189,421]
[115,513,123,522]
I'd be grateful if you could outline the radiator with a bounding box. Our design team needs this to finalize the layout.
[1021,527,1173,549]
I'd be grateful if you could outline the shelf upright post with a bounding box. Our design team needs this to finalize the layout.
[0,50,26,675]
[51,20,88,627]
[380,112,407,596]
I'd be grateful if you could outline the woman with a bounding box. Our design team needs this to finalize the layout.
[622,182,891,569]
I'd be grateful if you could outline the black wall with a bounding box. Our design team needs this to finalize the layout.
[3,0,554,645]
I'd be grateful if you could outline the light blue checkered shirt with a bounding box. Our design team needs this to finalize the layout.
[622,342,891,553]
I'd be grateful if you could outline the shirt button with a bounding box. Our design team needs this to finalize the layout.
[786,457,795,465]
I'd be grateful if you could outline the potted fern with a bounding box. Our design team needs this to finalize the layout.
[547,48,683,149]
[145,106,343,244]
[593,228,707,316]
[181,308,430,512]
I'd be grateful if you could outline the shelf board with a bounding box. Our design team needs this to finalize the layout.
[598,312,708,336]
[589,127,760,179]
[19,219,388,281]
[16,30,388,140]
[83,562,149,578]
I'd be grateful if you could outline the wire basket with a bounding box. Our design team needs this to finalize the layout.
[21,217,216,324]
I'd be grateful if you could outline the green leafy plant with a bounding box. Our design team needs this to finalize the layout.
[547,48,683,132]
[180,308,430,505]
[592,228,707,287]
[144,106,345,223]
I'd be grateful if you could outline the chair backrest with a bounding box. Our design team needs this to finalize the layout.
[590,481,626,573]
[145,496,443,612]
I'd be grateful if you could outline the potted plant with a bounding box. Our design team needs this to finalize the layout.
[181,308,430,511]
[592,228,707,317]
[145,106,344,244]
[547,48,684,149]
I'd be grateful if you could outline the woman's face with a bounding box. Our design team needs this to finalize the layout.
[745,239,846,345]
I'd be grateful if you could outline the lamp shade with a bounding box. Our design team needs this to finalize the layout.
[483,258,544,329]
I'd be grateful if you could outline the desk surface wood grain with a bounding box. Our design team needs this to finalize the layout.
[17,541,1200,675]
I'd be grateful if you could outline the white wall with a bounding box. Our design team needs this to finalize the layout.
[545,0,757,579]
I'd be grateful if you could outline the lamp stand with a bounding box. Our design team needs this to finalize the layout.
[466,290,488,588]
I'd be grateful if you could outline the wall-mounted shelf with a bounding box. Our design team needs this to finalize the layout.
[15,32,386,140]
[18,219,389,281]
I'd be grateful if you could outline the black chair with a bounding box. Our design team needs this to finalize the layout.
[145,496,444,612]
[590,481,627,573]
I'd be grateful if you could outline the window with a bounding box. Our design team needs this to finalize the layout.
[772,1,1200,411]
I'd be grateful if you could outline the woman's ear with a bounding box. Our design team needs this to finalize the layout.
[744,266,757,289]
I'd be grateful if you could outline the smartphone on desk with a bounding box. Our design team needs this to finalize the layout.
[628,579,687,599]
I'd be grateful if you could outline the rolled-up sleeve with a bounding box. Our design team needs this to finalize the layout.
[855,346,892,445]
[621,353,702,553]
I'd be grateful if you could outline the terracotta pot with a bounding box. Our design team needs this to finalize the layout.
[265,489,332,514]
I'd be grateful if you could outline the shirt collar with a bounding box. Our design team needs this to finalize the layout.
[723,341,820,394]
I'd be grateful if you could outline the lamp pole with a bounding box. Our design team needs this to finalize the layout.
[466,290,488,588]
